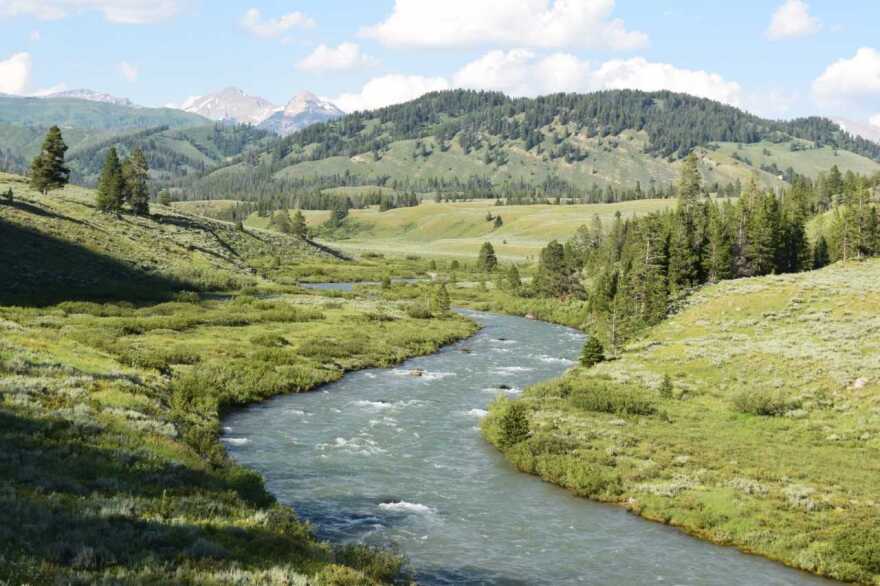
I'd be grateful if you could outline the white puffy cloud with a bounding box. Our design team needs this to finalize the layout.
[332,74,451,113]
[766,0,821,41]
[297,43,377,72]
[590,58,743,106]
[241,8,315,39]
[0,52,31,94]
[0,0,187,24]
[119,61,138,82]
[361,0,647,51]
[452,49,590,96]
[870,114,880,129]
[812,47,880,108]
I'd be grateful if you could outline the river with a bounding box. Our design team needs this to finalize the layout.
[223,303,834,585]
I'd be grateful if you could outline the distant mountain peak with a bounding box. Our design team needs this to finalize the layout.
[283,91,343,118]
[180,87,277,125]
[45,89,134,107]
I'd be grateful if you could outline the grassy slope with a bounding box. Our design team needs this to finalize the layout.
[0,172,331,304]
[0,173,479,584]
[482,261,880,584]
[267,128,880,194]
[248,199,676,260]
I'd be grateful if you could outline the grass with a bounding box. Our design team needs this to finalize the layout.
[0,174,481,584]
[480,259,880,585]
[249,199,676,261]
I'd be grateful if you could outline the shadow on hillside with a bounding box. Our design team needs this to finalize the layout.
[3,199,91,227]
[0,408,316,581]
[0,218,191,306]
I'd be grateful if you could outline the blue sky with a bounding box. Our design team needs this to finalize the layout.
[1,1,879,125]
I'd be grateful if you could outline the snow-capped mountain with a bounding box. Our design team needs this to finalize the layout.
[179,87,278,125]
[45,89,134,107]
[257,91,343,136]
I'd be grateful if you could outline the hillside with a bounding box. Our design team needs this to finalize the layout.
[0,172,330,305]
[482,260,880,584]
[182,90,880,203]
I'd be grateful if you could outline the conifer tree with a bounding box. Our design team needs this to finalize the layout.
[507,264,522,292]
[580,337,605,367]
[813,236,830,269]
[30,126,70,195]
[96,147,124,213]
[477,242,498,272]
[433,283,451,313]
[291,210,308,238]
[123,147,150,215]
[498,402,530,447]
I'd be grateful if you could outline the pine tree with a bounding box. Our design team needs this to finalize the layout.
[30,126,70,195]
[813,236,830,269]
[96,147,124,213]
[580,337,605,367]
[659,374,674,398]
[433,283,451,313]
[507,264,522,292]
[123,147,150,215]
[494,215,503,229]
[705,201,734,282]
[677,152,702,212]
[291,210,308,238]
[498,401,530,447]
[270,210,294,234]
[477,242,498,272]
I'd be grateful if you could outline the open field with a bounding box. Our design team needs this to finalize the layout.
[248,199,677,260]
[480,260,880,584]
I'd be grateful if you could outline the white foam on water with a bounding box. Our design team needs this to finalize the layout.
[390,369,455,381]
[354,400,394,410]
[317,436,387,456]
[537,355,576,365]
[491,348,511,354]
[285,408,306,416]
[363,372,377,379]
[493,366,535,375]
[467,408,489,418]
[481,386,521,395]
[222,426,232,432]
[492,338,518,345]
[222,437,249,446]
[379,501,435,515]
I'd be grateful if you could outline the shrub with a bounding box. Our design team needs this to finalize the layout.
[570,380,656,416]
[250,333,289,347]
[732,388,794,416]
[659,374,674,398]
[499,401,530,446]
[580,337,605,367]
[831,526,880,581]
[405,304,433,319]
[175,291,201,303]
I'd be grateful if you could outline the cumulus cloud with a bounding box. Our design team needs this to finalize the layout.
[241,8,315,39]
[361,0,647,51]
[297,43,377,72]
[766,0,821,41]
[332,74,450,113]
[0,0,188,24]
[119,61,138,82]
[591,57,743,106]
[453,49,590,96]
[812,47,880,108]
[0,52,31,94]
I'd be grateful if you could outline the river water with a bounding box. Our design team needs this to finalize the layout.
[223,305,834,585]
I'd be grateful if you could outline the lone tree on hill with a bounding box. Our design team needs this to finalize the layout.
[30,126,70,195]
[580,337,605,367]
[498,401,530,447]
[477,242,498,272]
[123,147,150,216]
[96,147,124,213]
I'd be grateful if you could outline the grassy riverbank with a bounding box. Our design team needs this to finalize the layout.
[481,260,880,585]
[0,175,479,584]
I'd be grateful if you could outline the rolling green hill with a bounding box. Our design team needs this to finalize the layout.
[0,172,329,304]
[183,89,880,204]
[0,96,207,130]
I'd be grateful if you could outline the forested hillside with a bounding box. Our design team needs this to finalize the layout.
[176,90,880,209]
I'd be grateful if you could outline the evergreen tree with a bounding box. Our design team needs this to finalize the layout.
[291,210,308,238]
[494,215,504,229]
[507,264,522,292]
[96,147,124,213]
[433,283,451,313]
[270,209,294,234]
[580,337,605,367]
[659,374,674,398]
[477,242,498,272]
[29,126,70,194]
[498,402,530,447]
[123,147,150,215]
[705,201,734,282]
[813,236,830,269]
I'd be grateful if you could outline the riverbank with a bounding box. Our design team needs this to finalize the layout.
[479,260,880,585]
[0,288,477,584]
